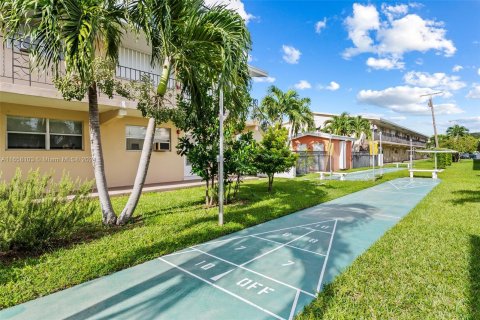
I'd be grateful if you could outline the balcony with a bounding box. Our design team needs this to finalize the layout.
[374,132,426,147]
[0,37,176,96]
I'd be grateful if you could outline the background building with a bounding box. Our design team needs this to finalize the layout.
[311,112,428,163]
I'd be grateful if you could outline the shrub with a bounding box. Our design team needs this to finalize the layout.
[432,152,452,169]
[0,170,96,252]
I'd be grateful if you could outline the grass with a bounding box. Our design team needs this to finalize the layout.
[2,160,477,318]
[0,169,405,309]
[297,159,480,319]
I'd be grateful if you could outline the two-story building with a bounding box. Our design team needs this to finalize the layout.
[0,33,267,187]
[311,112,428,163]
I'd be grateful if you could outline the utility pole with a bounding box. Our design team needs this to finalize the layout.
[420,92,443,148]
[218,86,224,226]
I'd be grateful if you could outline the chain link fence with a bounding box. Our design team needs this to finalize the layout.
[295,151,330,175]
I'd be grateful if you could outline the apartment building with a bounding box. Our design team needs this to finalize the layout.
[0,33,267,187]
[312,112,429,163]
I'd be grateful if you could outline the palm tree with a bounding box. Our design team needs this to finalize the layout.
[446,124,469,139]
[322,112,354,136]
[351,116,371,139]
[116,0,252,224]
[287,97,315,138]
[253,85,314,137]
[1,0,126,225]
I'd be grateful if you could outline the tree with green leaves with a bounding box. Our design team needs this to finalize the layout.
[0,0,130,225]
[446,124,469,139]
[255,126,297,192]
[440,135,479,153]
[351,115,371,139]
[116,0,252,223]
[175,70,252,206]
[225,132,258,200]
[253,86,314,137]
[322,112,354,136]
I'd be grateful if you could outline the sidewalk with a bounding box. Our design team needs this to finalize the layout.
[92,177,259,197]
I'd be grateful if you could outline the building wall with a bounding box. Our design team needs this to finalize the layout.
[291,135,352,171]
[0,103,185,187]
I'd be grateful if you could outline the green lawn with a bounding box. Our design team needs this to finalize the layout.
[298,159,480,319]
[0,168,403,309]
[2,160,478,319]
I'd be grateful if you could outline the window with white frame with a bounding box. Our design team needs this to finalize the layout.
[126,125,171,151]
[6,116,83,150]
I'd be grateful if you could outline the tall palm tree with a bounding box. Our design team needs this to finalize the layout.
[253,85,314,136]
[446,124,469,139]
[1,0,126,225]
[351,115,371,139]
[116,0,252,224]
[322,112,353,136]
[287,97,315,138]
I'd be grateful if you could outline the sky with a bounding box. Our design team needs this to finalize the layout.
[209,0,480,135]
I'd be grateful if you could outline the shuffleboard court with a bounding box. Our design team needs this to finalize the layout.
[327,167,405,181]
[0,177,440,320]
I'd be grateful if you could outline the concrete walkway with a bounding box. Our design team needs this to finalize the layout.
[1,178,440,320]
[92,177,259,197]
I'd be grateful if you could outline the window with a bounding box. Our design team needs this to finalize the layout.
[49,120,83,149]
[6,116,82,150]
[126,125,171,151]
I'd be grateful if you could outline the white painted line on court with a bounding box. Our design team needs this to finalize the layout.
[373,213,401,220]
[250,235,326,257]
[387,181,401,190]
[240,231,316,267]
[210,269,235,281]
[316,219,338,293]
[158,257,286,320]
[298,226,332,234]
[192,248,316,297]
[162,249,197,257]
[191,220,337,247]
[370,189,422,196]
[288,290,301,320]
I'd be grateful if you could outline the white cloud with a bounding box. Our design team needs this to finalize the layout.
[404,71,466,91]
[382,4,409,21]
[204,0,254,23]
[366,57,404,70]
[253,76,276,83]
[478,68,480,76]
[357,86,463,115]
[315,18,327,34]
[294,80,312,90]
[326,81,340,91]
[452,65,463,72]
[282,45,301,64]
[343,3,456,67]
[378,15,455,57]
[467,84,480,99]
[343,4,380,58]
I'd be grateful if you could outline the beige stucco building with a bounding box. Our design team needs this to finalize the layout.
[0,34,267,187]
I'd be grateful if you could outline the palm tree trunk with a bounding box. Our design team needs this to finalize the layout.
[88,82,117,225]
[117,117,156,225]
[116,57,172,225]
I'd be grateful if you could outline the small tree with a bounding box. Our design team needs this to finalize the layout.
[255,126,297,192]
[224,132,258,200]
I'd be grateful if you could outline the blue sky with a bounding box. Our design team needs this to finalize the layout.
[217,0,480,135]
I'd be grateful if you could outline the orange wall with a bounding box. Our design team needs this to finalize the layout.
[292,136,352,171]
